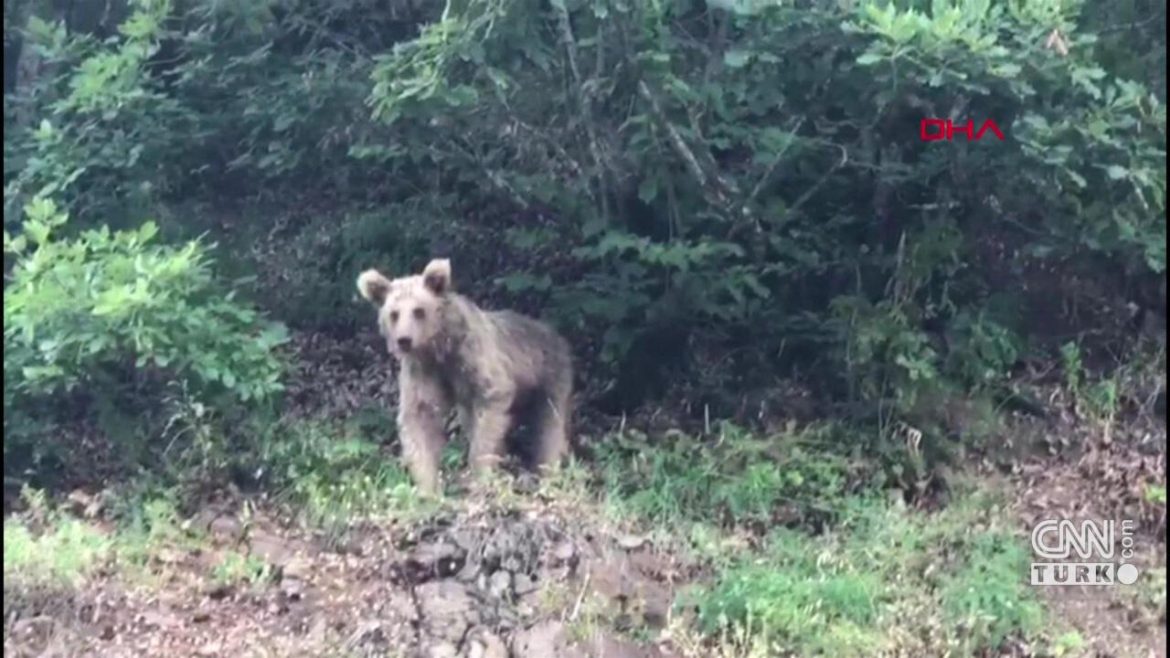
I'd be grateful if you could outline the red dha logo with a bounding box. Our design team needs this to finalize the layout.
[920,118,1005,142]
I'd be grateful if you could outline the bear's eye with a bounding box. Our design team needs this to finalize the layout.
[412,307,426,320]
[389,311,399,323]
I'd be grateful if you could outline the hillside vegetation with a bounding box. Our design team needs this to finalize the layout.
[3,1,1166,656]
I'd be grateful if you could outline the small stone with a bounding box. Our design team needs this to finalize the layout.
[427,642,458,658]
[617,535,646,550]
[281,577,305,600]
[489,570,513,599]
[208,515,241,540]
[408,540,466,579]
[416,581,478,645]
[516,601,536,619]
[283,556,313,580]
[553,541,576,562]
[513,573,537,596]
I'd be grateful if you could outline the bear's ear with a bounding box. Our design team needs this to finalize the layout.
[357,269,394,305]
[422,259,452,296]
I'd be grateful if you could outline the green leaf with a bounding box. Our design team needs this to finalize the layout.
[724,49,752,69]
[855,53,884,66]
[273,114,295,132]
[992,63,1022,77]
[446,85,480,106]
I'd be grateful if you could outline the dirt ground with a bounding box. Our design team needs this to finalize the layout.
[1003,405,1167,658]
[4,493,698,658]
[5,445,1165,658]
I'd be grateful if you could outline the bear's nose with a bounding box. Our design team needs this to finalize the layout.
[396,337,413,352]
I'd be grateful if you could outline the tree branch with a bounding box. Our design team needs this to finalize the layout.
[554,2,610,224]
[637,78,738,210]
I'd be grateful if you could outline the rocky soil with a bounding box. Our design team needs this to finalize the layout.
[4,498,694,658]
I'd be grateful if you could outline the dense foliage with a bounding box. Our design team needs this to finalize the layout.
[3,196,287,475]
[3,0,1165,485]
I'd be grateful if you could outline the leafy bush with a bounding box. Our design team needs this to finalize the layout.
[852,1,1166,272]
[4,2,196,227]
[597,423,860,529]
[3,197,287,474]
[4,0,1164,493]
[358,0,1164,422]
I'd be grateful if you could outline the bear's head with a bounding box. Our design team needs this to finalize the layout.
[357,259,452,359]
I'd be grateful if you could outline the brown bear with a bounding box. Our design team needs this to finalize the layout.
[357,259,573,495]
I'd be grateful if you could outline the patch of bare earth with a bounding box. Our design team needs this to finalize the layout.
[1003,388,1166,658]
[4,501,692,658]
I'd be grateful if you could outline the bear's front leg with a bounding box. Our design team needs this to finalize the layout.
[397,370,450,496]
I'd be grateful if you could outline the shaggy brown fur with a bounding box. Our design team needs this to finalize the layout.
[357,259,573,494]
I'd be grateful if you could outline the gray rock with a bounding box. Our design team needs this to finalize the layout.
[488,570,513,600]
[617,535,647,550]
[465,630,508,658]
[416,581,478,646]
[553,541,577,563]
[512,572,538,596]
[409,540,467,579]
[426,642,459,658]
